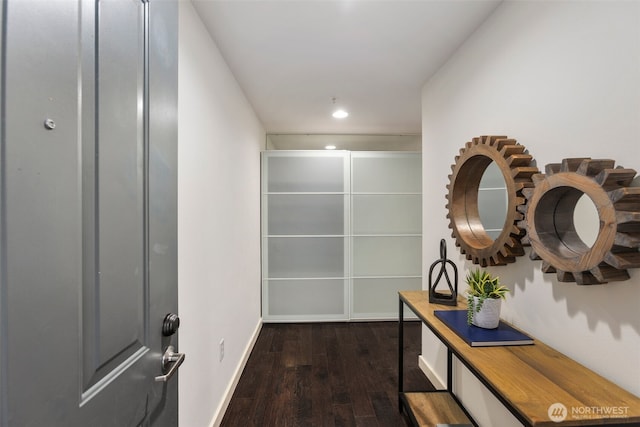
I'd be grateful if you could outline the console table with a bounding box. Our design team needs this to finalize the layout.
[398,290,640,426]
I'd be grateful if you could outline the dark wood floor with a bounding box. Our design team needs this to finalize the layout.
[221,321,434,427]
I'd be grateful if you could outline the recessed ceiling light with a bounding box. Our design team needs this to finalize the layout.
[332,109,349,119]
[325,145,337,150]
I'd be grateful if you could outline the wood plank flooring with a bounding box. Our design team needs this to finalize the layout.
[221,321,434,427]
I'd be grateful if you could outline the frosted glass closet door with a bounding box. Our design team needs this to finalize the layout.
[352,154,422,193]
[351,152,422,319]
[352,194,421,235]
[352,236,422,277]
[267,194,344,235]
[262,151,349,321]
[267,155,345,192]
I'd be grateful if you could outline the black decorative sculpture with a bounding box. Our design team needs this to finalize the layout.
[428,239,458,306]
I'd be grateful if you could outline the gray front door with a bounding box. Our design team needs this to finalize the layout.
[0,0,179,425]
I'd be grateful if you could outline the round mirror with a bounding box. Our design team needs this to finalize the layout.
[446,136,539,266]
[524,157,639,285]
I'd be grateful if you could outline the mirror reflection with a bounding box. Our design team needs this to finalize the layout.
[573,193,599,248]
[477,162,508,240]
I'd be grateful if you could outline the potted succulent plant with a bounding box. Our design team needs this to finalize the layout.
[465,268,509,329]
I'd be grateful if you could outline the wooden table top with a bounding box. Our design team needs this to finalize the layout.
[399,290,640,426]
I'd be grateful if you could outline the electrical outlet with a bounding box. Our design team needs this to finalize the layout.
[219,339,224,362]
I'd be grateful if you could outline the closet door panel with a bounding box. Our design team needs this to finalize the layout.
[352,155,421,193]
[262,151,349,322]
[352,278,421,316]
[266,155,345,192]
[352,194,421,235]
[267,194,345,235]
[352,236,422,277]
[267,279,345,316]
[267,237,345,279]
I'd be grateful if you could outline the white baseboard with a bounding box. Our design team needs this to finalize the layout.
[418,354,445,390]
[209,318,263,427]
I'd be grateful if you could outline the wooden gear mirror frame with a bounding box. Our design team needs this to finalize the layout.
[519,158,640,285]
[446,135,539,267]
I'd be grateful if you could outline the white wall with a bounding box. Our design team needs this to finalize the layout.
[421,1,640,425]
[178,2,264,426]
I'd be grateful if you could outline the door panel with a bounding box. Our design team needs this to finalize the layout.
[0,0,178,425]
[82,0,147,394]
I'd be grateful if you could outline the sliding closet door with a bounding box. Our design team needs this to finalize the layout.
[262,150,421,321]
[262,151,350,321]
[351,152,422,319]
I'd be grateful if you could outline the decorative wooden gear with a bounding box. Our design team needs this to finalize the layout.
[446,135,539,266]
[518,158,640,284]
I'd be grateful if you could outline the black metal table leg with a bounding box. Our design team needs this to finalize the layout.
[447,348,453,391]
[398,297,404,412]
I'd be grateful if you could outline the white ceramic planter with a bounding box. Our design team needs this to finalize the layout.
[471,296,502,329]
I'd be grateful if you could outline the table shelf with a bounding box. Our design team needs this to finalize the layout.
[398,290,640,426]
[400,391,473,426]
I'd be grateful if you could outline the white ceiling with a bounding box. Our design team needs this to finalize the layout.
[192,0,502,136]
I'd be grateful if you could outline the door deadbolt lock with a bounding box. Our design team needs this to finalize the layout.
[162,313,180,336]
